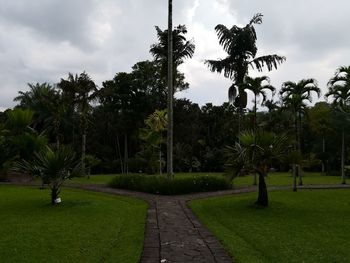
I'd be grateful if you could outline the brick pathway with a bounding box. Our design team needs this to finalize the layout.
[75,185,236,263]
[5,182,350,263]
[73,184,350,263]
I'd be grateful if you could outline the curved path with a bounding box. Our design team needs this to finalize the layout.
[71,184,350,263]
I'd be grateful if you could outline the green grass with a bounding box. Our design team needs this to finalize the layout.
[189,189,350,263]
[0,185,147,263]
[232,172,342,187]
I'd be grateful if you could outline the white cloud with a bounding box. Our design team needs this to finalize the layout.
[0,0,349,110]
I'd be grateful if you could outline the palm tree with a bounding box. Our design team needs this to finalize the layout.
[140,110,168,175]
[13,146,81,205]
[205,13,285,110]
[245,76,275,185]
[15,83,66,147]
[168,0,173,180]
[58,72,98,176]
[226,131,288,207]
[150,19,195,179]
[307,102,332,174]
[280,79,320,189]
[326,66,350,184]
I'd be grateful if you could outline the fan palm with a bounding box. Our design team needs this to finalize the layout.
[205,13,285,109]
[280,79,320,188]
[326,66,350,184]
[226,131,288,207]
[13,146,81,205]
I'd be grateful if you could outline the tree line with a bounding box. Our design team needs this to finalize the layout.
[0,14,349,188]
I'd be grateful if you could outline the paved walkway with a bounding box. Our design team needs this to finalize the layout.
[71,184,350,263]
[5,181,350,263]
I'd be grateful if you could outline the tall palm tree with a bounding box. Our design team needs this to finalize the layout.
[326,66,350,184]
[167,0,173,179]
[280,79,320,189]
[150,18,195,178]
[244,76,275,185]
[58,72,98,176]
[205,13,285,110]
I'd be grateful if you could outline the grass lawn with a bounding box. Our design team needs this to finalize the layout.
[0,185,147,263]
[232,172,342,187]
[189,189,350,263]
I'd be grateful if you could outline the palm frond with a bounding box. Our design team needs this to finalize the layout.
[250,55,286,72]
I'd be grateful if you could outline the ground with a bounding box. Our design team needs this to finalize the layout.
[0,185,147,263]
[189,189,350,263]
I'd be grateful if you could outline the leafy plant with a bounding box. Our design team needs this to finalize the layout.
[13,146,81,205]
[226,131,288,206]
[109,174,230,195]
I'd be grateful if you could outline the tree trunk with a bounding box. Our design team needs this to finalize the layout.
[293,110,298,191]
[256,172,268,207]
[253,94,257,186]
[292,164,297,192]
[82,133,86,177]
[115,136,124,174]
[124,133,129,175]
[51,185,60,205]
[298,112,303,185]
[341,128,346,184]
[321,136,325,174]
[167,0,174,179]
[159,147,162,176]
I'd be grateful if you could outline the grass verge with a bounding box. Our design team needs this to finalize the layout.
[0,185,147,263]
[189,189,350,263]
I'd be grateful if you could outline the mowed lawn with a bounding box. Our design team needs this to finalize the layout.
[0,185,147,263]
[232,172,342,187]
[189,189,350,263]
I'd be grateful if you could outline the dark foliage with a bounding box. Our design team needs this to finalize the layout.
[108,174,230,195]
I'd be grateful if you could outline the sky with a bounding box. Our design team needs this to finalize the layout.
[0,0,349,111]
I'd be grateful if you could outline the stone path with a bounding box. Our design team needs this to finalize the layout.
[5,182,350,263]
[71,184,350,263]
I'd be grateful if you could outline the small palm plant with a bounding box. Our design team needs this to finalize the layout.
[13,146,81,205]
[226,131,288,207]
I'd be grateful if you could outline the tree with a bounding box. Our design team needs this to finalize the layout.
[150,21,195,179]
[13,146,81,205]
[326,66,350,184]
[307,102,332,174]
[58,72,98,176]
[139,110,168,174]
[226,131,288,207]
[205,13,285,109]
[14,83,66,147]
[280,79,320,188]
[245,76,275,185]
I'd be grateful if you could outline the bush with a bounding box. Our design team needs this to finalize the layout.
[108,174,231,195]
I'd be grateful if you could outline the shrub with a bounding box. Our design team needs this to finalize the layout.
[108,174,231,195]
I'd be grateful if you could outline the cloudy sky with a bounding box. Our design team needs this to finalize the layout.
[0,0,349,111]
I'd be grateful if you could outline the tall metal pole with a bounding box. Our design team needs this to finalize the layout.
[167,0,174,179]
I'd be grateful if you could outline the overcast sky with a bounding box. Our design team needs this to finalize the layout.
[0,0,349,111]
